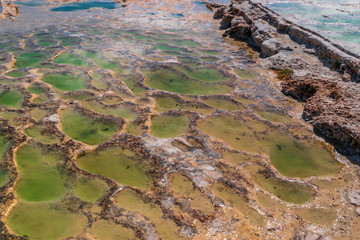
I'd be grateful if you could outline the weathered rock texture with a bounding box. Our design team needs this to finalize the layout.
[0,0,18,22]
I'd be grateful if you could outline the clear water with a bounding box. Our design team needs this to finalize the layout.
[265,0,360,55]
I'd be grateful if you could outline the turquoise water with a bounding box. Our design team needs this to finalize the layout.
[51,1,119,11]
[266,0,360,54]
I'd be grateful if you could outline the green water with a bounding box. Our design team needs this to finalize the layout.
[61,92,94,100]
[201,96,242,111]
[235,69,258,80]
[246,165,314,204]
[74,176,108,202]
[199,114,340,178]
[0,168,9,188]
[151,114,190,138]
[81,101,138,121]
[6,70,28,78]
[79,51,118,70]
[144,67,230,95]
[60,107,119,145]
[24,125,61,144]
[0,89,24,109]
[53,52,91,67]
[15,143,67,202]
[43,72,88,91]
[154,95,212,113]
[0,134,11,162]
[8,202,87,240]
[28,85,46,95]
[254,109,292,123]
[115,189,184,239]
[91,220,137,240]
[15,51,51,68]
[212,182,266,226]
[173,65,229,82]
[77,147,152,188]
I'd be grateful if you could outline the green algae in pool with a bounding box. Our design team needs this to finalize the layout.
[154,95,212,114]
[32,95,49,104]
[0,89,24,109]
[115,189,184,239]
[151,114,189,138]
[15,51,51,68]
[43,72,88,91]
[8,202,87,240]
[79,51,117,70]
[15,143,67,201]
[173,65,229,82]
[29,108,47,120]
[74,176,108,202]
[62,92,94,101]
[90,72,108,89]
[235,69,258,80]
[122,75,147,97]
[28,84,46,95]
[53,52,91,67]
[246,165,314,204]
[60,107,118,145]
[5,70,28,78]
[77,147,152,189]
[154,44,192,55]
[81,101,138,121]
[201,96,242,111]
[0,134,11,162]
[253,109,292,123]
[212,182,266,226]
[169,173,214,215]
[198,114,340,178]
[144,67,230,95]
[24,125,61,144]
[37,40,57,47]
[295,207,337,227]
[91,220,137,240]
[0,168,9,188]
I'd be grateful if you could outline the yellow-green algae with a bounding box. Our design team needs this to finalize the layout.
[8,202,87,240]
[0,89,24,109]
[81,101,138,121]
[74,176,108,202]
[91,220,137,240]
[199,114,340,178]
[246,165,314,204]
[173,65,229,82]
[0,168,9,187]
[115,189,184,239]
[15,143,67,202]
[253,109,292,123]
[151,114,190,138]
[28,85,46,95]
[60,107,119,145]
[169,173,214,215]
[15,51,51,68]
[154,95,212,114]
[5,70,28,78]
[235,69,258,80]
[0,134,11,162]
[77,147,152,189]
[43,72,88,91]
[212,182,266,226]
[53,52,91,67]
[201,96,242,111]
[144,67,230,95]
[24,125,61,144]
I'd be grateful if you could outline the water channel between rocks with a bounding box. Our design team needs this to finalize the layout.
[0,0,359,239]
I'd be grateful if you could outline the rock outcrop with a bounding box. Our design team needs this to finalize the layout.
[0,0,18,22]
[209,0,360,82]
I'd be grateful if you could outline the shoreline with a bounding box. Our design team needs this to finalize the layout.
[209,0,360,161]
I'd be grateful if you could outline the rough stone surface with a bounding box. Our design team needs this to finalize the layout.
[346,190,360,206]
